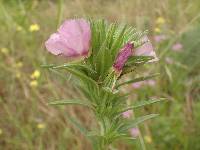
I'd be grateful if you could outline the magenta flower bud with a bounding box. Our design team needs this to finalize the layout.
[113,43,133,72]
[130,128,140,138]
[122,110,133,118]
[45,19,91,57]
[135,36,158,62]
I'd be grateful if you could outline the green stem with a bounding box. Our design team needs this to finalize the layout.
[56,0,64,28]
[138,132,146,150]
[132,110,146,150]
[92,119,109,150]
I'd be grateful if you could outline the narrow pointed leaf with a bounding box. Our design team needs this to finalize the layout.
[125,56,154,66]
[41,63,96,74]
[119,98,165,114]
[116,73,159,88]
[63,67,99,89]
[65,112,89,136]
[119,114,159,131]
[49,99,93,109]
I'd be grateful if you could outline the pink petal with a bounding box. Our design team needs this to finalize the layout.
[45,19,91,57]
[130,128,140,138]
[45,33,68,55]
[122,110,133,118]
[154,35,167,43]
[132,81,143,89]
[172,43,183,52]
[135,36,158,62]
[58,19,91,55]
[147,80,156,86]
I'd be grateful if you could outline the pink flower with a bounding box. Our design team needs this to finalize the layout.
[113,43,133,72]
[45,19,91,57]
[154,35,166,43]
[147,80,156,86]
[172,43,183,52]
[122,110,133,118]
[132,82,143,89]
[132,80,156,89]
[135,36,158,62]
[130,128,140,138]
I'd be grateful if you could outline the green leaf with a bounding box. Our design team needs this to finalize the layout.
[125,56,154,66]
[106,23,117,49]
[165,65,173,82]
[103,70,117,88]
[49,99,93,109]
[60,66,98,89]
[95,41,112,78]
[41,63,96,74]
[121,56,155,75]
[111,24,127,57]
[64,112,89,137]
[115,73,159,88]
[119,114,159,132]
[119,98,165,114]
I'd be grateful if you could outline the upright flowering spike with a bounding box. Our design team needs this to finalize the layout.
[135,36,158,62]
[113,43,133,72]
[45,19,91,57]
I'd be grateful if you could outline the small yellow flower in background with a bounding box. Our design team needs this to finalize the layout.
[31,70,40,79]
[0,128,2,135]
[154,27,161,33]
[16,25,23,31]
[1,47,9,54]
[29,24,40,32]
[30,80,38,87]
[37,123,46,129]
[144,135,152,143]
[156,17,166,25]
[16,72,21,79]
[16,62,23,68]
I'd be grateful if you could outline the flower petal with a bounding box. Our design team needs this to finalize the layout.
[135,36,158,62]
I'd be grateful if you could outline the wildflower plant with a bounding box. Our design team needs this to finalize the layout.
[43,18,163,149]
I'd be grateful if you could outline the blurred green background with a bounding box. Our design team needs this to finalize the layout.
[0,0,200,149]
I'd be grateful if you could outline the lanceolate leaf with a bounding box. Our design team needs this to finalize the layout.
[64,112,89,137]
[119,114,159,132]
[111,25,127,58]
[119,98,165,114]
[125,56,154,66]
[42,63,96,74]
[43,63,99,90]
[121,56,155,76]
[49,99,93,109]
[116,73,159,88]
[64,67,98,88]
